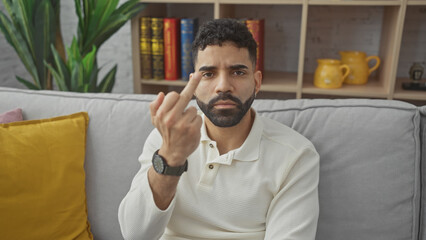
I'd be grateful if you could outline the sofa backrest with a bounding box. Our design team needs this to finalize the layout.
[1,87,424,240]
[420,106,426,240]
[253,99,422,240]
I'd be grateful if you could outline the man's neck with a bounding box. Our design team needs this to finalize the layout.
[204,109,255,155]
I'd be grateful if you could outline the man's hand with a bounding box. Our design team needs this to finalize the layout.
[149,72,203,167]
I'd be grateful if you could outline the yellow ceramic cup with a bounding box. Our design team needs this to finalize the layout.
[339,51,381,85]
[314,59,351,89]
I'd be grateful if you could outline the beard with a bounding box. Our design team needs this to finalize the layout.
[196,90,256,128]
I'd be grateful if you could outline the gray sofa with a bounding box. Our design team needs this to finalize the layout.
[1,86,425,240]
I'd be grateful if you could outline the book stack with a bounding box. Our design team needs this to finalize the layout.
[140,17,152,79]
[139,18,264,81]
[139,17,198,81]
[246,19,264,73]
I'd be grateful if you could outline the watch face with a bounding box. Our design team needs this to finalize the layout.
[153,155,164,173]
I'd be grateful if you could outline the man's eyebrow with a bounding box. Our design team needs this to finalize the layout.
[198,64,248,71]
[229,64,248,70]
[198,66,216,71]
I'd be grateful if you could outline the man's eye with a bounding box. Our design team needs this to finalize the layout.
[202,72,213,78]
[233,70,245,76]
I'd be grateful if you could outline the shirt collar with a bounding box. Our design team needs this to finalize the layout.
[200,109,263,162]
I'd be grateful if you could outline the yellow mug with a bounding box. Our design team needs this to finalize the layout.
[314,59,351,89]
[339,51,381,85]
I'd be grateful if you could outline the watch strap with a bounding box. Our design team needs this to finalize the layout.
[163,160,188,176]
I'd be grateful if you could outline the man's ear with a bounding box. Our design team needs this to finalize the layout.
[254,70,262,94]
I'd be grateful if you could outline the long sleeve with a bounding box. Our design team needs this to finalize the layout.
[118,129,175,240]
[264,146,320,240]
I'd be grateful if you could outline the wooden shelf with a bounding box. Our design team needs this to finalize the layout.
[141,0,214,3]
[131,0,426,103]
[219,0,302,4]
[407,0,426,5]
[302,74,388,98]
[140,79,188,87]
[393,78,426,100]
[261,71,298,93]
[308,0,401,6]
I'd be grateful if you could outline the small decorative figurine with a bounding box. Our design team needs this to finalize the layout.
[402,62,426,91]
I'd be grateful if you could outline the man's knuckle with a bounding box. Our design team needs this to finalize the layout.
[156,109,164,119]
[167,91,179,99]
[164,116,175,128]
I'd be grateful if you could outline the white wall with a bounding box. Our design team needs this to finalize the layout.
[0,0,134,93]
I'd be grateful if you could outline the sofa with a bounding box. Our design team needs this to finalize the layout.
[0,86,425,240]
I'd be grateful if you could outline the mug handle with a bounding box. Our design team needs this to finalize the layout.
[340,64,351,82]
[366,56,381,75]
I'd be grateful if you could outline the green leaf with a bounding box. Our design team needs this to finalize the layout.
[70,60,81,91]
[83,14,127,54]
[115,0,145,17]
[82,0,94,47]
[13,0,35,59]
[66,37,82,71]
[34,0,56,89]
[22,0,36,25]
[1,0,13,17]
[82,45,96,80]
[16,76,40,90]
[45,60,68,91]
[79,0,144,55]
[87,60,99,92]
[48,45,71,90]
[0,11,40,88]
[97,65,116,93]
[77,62,85,87]
[96,0,118,29]
[0,11,14,45]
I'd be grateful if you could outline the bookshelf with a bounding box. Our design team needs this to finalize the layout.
[131,0,426,102]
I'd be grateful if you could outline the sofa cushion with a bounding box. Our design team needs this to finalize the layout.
[0,112,93,240]
[0,108,23,123]
[253,99,421,240]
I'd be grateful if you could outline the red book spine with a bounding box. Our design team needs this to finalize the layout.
[163,18,181,80]
[246,19,264,73]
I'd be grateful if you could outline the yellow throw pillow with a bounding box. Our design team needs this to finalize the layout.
[0,112,93,240]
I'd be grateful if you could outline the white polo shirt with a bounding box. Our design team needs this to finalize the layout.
[119,110,319,240]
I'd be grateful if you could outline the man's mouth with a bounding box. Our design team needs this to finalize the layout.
[213,100,237,109]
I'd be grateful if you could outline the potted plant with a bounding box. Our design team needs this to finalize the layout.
[0,0,145,92]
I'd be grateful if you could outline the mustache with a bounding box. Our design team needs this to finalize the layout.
[207,92,243,108]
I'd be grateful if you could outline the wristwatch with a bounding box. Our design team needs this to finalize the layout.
[152,150,188,176]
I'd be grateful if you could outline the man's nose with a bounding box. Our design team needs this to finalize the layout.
[215,73,233,94]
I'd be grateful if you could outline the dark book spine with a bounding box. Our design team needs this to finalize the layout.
[246,19,265,73]
[140,17,152,79]
[180,18,198,81]
[151,17,164,80]
[164,18,181,80]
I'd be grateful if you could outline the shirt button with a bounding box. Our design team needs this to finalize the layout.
[209,143,214,148]
[209,164,214,169]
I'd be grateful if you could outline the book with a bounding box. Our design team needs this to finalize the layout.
[181,18,198,81]
[151,17,164,80]
[246,19,264,73]
[163,18,181,81]
[140,17,152,79]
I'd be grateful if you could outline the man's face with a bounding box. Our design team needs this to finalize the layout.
[193,42,262,127]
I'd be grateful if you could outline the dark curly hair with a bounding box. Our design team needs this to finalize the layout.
[192,18,257,68]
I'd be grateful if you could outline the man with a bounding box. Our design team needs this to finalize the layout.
[119,18,319,240]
